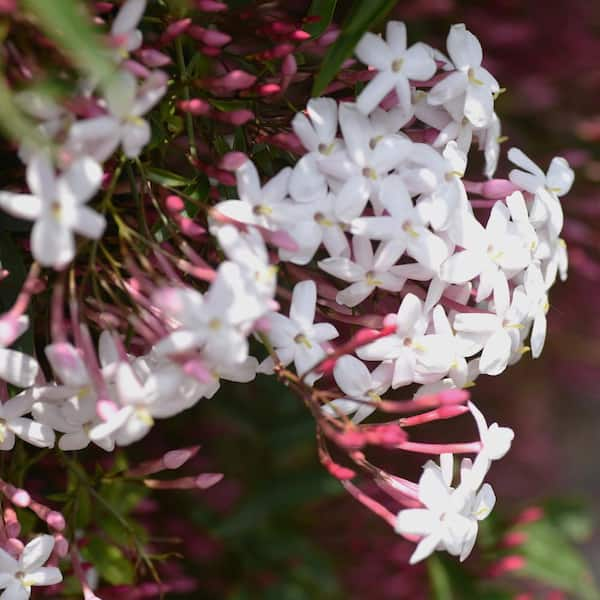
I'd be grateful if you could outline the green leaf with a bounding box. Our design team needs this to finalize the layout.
[311,0,397,96]
[82,538,136,586]
[146,167,192,188]
[304,0,338,39]
[22,0,116,88]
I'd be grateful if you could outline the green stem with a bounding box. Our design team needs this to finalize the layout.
[175,37,197,159]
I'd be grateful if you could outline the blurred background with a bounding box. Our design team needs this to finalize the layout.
[102,1,600,597]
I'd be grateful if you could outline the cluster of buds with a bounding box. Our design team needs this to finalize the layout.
[0,0,574,589]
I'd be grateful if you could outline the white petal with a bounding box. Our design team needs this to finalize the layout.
[473,483,496,520]
[355,32,394,70]
[105,70,137,119]
[336,280,373,307]
[338,103,370,167]
[404,43,437,80]
[464,82,493,128]
[409,533,441,564]
[546,156,574,196]
[290,280,316,331]
[396,294,423,335]
[112,0,146,35]
[447,24,482,69]
[333,355,371,398]
[236,160,261,204]
[45,343,88,387]
[289,155,327,203]
[428,71,468,105]
[26,153,55,200]
[318,257,363,282]
[306,97,338,144]
[395,508,436,536]
[59,157,103,204]
[0,348,38,388]
[31,218,74,268]
[356,71,395,115]
[530,311,547,359]
[22,567,62,587]
[0,193,42,221]
[334,175,370,222]
[9,418,55,448]
[20,535,55,572]
[440,250,486,283]
[59,430,90,451]
[0,548,18,573]
[479,329,511,375]
[0,582,28,600]
[121,119,151,158]
[70,206,106,240]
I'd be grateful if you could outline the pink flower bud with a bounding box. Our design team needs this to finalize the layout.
[178,98,211,116]
[219,151,248,171]
[160,18,192,45]
[502,531,528,548]
[282,54,297,77]
[196,0,227,11]
[515,505,544,524]
[165,195,185,213]
[291,30,311,41]
[5,538,23,557]
[200,45,222,57]
[364,423,408,447]
[482,179,520,199]
[195,473,223,488]
[123,59,151,79]
[163,446,201,470]
[47,511,66,531]
[216,109,254,126]
[53,534,70,557]
[489,555,526,577]
[212,70,257,92]
[3,508,19,538]
[257,83,281,96]
[136,48,172,67]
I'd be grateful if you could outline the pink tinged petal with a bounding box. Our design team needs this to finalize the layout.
[479,329,511,375]
[105,70,137,119]
[395,508,436,536]
[336,280,373,307]
[546,156,574,196]
[116,363,146,404]
[440,250,486,284]
[317,257,364,283]
[31,218,74,268]
[45,343,88,386]
[447,24,482,69]
[0,193,42,221]
[214,199,256,225]
[338,103,371,167]
[464,83,493,128]
[306,97,338,144]
[22,566,62,587]
[0,582,28,600]
[20,535,54,571]
[112,0,145,35]
[90,405,135,441]
[121,119,151,158]
[334,176,370,222]
[0,348,38,388]
[58,157,103,204]
[58,431,90,451]
[289,155,327,203]
[9,418,55,448]
[356,71,395,116]
[290,280,317,330]
[404,43,437,80]
[428,71,468,105]
[70,206,106,240]
[355,32,394,70]
[26,153,55,200]
[333,355,371,398]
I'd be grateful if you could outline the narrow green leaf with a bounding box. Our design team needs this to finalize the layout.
[23,0,116,87]
[146,167,192,188]
[311,0,397,96]
[304,0,338,39]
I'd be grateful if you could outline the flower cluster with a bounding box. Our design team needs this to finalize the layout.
[0,1,574,593]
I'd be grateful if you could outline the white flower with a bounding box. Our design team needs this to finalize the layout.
[318,235,406,307]
[153,262,265,366]
[111,0,146,54]
[0,154,105,268]
[0,535,62,599]
[523,263,549,358]
[351,174,450,272]
[354,21,436,115]
[356,293,453,388]
[0,390,55,450]
[258,281,338,384]
[508,147,574,237]
[292,97,340,156]
[0,317,38,389]
[324,355,393,423]
[441,203,531,308]
[428,24,500,127]
[395,455,495,563]
[453,286,531,376]
[67,70,166,160]
[215,160,292,231]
